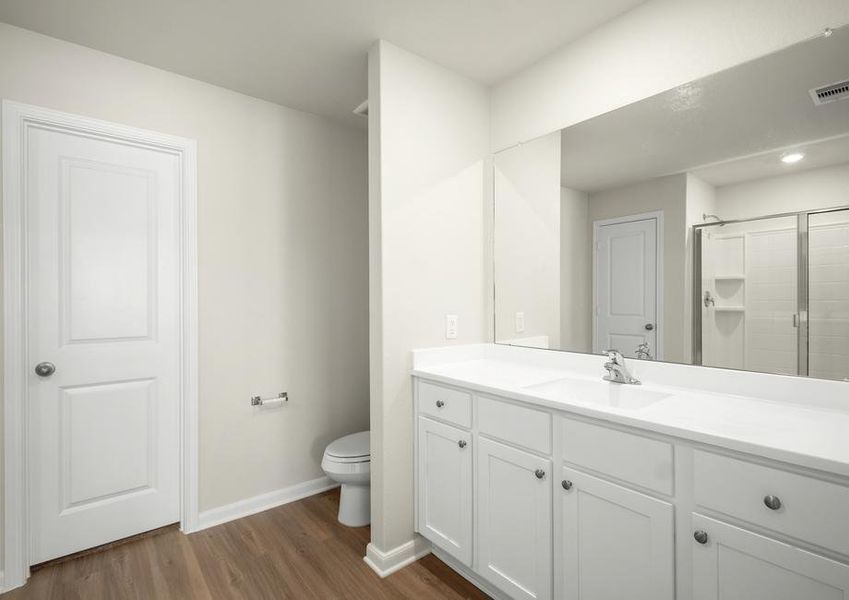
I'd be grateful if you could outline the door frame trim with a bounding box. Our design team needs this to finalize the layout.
[592,210,665,360]
[1,100,199,590]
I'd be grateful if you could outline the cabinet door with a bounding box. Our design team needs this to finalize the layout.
[693,514,849,600]
[477,437,551,600]
[558,467,674,600]
[417,417,472,565]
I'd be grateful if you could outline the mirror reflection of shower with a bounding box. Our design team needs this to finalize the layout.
[695,207,849,381]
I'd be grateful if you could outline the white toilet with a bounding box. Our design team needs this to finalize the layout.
[321,431,370,527]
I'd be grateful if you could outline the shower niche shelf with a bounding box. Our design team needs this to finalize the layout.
[714,274,745,281]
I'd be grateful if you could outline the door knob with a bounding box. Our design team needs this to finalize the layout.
[644,323,654,331]
[34,362,56,377]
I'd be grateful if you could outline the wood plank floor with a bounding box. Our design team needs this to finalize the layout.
[2,488,490,600]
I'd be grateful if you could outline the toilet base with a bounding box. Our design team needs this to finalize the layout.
[338,483,370,527]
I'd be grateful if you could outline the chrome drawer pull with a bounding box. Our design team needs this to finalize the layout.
[435,400,445,408]
[693,530,708,545]
[534,469,545,479]
[764,495,782,510]
[458,440,467,449]
[561,480,573,491]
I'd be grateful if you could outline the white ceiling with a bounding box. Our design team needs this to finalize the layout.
[0,0,646,128]
[560,25,849,192]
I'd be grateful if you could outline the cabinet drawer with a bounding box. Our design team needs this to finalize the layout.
[561,418,673,495]
[694,450,849,556]
[417,381,471,428]
[478,395,551,454]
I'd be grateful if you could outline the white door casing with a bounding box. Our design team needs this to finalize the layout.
[2,101,198,588]
[594,213,662,360]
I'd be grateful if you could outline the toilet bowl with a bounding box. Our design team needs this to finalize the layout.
[321,431,370,527]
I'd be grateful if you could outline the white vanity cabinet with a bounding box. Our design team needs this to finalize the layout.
[558,466,674,600]
[412,376,849,600]
[416,416,473,565]
[476,436,552,600]
[691,514,849,600]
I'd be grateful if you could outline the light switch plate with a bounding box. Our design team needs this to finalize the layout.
[515,312,525,333]
[445,314,458,339]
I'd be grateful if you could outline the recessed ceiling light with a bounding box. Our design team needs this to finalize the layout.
[781,152,805,164]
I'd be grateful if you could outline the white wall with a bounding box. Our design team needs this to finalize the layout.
[0,22,369,562]
[561,187,591,352]
[494,131,561,348]
[715,163,849,220]
[491,0,849,151]
[368,41,489,554]
[588,174,688,362]
[685,174,717,363]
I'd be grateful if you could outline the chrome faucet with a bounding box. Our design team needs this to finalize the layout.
[635,342,653,360]
[603,349,640,385]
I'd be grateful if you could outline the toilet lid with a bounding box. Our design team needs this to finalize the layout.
[326,431,370,459]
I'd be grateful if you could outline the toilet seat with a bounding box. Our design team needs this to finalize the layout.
[325,431,369,462]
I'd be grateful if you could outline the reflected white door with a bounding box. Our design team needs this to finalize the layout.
[27,124,181,563]
[594,216,659,359]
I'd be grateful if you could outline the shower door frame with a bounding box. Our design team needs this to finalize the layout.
[692,204,849,377]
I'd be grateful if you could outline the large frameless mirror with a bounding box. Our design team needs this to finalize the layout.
[493,25,849,381]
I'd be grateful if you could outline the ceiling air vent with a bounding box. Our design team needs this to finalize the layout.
[810,79,849,106]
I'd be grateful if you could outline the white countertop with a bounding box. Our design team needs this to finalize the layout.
[412,351,849,479]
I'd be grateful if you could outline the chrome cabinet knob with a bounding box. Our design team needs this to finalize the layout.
[435,400,445,408]
[34,362,56,377]
[763,495,782,510]
[644,323,654,331]
[458,440,467,449]
[561,480,573,490]
[534,469,545,479]
[693,530,709,545]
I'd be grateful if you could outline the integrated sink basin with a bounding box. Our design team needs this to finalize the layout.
[523,377,671,410]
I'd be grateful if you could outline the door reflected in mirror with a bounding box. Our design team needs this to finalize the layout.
[493,25,849,381]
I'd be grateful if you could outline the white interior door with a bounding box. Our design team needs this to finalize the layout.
[595,216,659,359]
[27,123,182,564]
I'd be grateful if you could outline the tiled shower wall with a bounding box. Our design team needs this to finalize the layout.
[809,218,849,381]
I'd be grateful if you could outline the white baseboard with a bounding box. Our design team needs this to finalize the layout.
[193,476,338,532]
[363,535,431,578]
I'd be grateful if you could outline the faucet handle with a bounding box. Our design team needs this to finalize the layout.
[603,349,623,363]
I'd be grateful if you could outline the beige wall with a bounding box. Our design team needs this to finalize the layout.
[0,21,369,563]
[589,174,688,362]
[368,40,489,554]
[715,163,849,220]
[494,131,561,347]
[560,186,591,353]
[491,0,849,151]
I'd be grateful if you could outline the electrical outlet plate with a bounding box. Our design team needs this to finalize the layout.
[445,314,458,339]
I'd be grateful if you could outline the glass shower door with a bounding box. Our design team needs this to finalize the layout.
[699,216,799,375]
